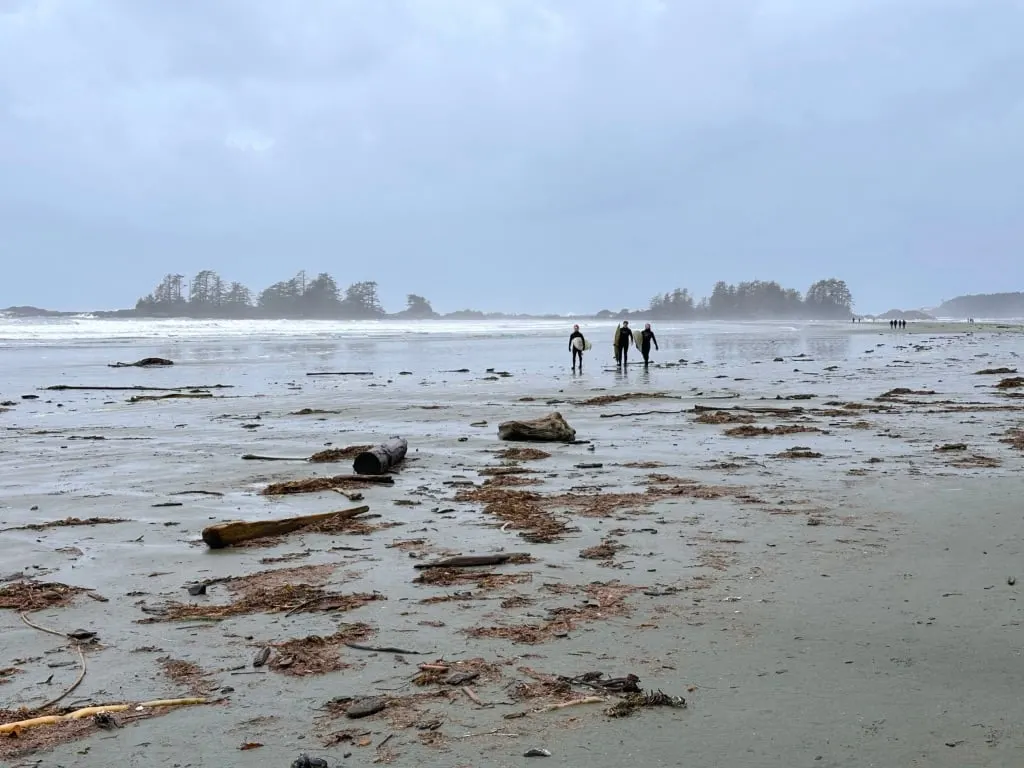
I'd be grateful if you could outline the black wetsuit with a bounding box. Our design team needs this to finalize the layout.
[616,326,633,366]
[569,330,585,369]
[640,328,658,365]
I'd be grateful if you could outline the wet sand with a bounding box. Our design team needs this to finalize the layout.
[1,322,1022,767]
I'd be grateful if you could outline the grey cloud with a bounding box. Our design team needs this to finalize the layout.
[1,0,1022,312]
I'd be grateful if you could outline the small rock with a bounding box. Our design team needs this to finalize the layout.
[187,583,208,596]
[292,755,329,768]
[345,696,387,719]
[524,748,552,757]
[1009,576,1017,586]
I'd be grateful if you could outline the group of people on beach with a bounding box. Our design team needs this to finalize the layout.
[889,319,907,329]
[568,320,658,372]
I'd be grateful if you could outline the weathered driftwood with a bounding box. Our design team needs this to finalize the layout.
[108,357,174,368]
[240,454,306,461]
[305,371,373,377]
[46,384,231,392]
[498,411,576,443]
[413,553,529,570]
[129,392,213,403]
[201,505,369,548]
[353,437,408,475]
[693,404,805,416]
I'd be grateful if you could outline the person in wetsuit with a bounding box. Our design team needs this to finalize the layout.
[640,323,659,366]
[569,324,586,372]
[616,320,633,367]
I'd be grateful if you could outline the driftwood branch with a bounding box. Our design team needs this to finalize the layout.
[0,699,207,734]
[306,371,373,377]
[413,554,529,570]
[693,404,805,416]
[600,410,685,418]
[202,505,370,548]
[45,384,232,392]
[344,643,425,655]
[108,357,173,368]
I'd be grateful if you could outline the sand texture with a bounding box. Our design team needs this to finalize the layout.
[1,320,1022,767]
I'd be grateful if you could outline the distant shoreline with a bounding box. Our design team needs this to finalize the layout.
[2,307,1023,335]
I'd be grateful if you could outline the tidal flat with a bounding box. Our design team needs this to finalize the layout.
[1,320,1022,767]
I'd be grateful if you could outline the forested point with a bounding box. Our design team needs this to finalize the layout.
[934,292,1024,319]
[130,271,856,320]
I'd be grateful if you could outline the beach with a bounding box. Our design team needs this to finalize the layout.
[1,317,1022,768]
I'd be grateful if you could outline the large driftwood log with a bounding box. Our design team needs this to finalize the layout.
[108,357,174,368]
[201,505,369,548]
[498,412,576,443]
[353,437,408,475]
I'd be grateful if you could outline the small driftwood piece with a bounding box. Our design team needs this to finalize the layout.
[306,371,374,377]
[201,505,369,549]
[413,553,528,570]
[353,437,408,475]
[129,392,213,403]
[693,404,805,416]
[344,643,424,655]
[108,357,174,368]
[498,411,576,443]
[240,454,306,462]
[600,410,685,419]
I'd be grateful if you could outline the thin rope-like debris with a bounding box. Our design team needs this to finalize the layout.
[18,613,87,713]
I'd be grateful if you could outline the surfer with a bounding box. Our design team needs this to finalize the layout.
[615,321,633,367]
[569,324,586,371]
[640,323,659,366]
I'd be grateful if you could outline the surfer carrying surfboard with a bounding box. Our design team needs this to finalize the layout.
[569,324,587,371]
[640,323,659,367]
[615,321,634,368]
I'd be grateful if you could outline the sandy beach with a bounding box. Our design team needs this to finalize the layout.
[1,318,1022,768]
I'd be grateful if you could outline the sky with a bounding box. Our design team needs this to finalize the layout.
[1,0,1022,315]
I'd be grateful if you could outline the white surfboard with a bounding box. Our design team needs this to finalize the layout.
[572,337,584,351]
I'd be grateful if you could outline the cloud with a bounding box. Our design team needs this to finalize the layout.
[0,0,1022,312]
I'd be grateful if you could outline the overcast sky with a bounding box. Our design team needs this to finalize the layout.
[1,0,1022,314]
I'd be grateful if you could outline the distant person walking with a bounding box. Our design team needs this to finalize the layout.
[569,324,586,372]
[640,323,659,366]
[615,321,633,367]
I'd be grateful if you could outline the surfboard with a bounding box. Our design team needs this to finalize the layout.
[632,330,643,347]
[571,337,584,351]
[583,340,592,351]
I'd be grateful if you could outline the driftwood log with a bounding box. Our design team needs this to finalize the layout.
[693,404,805,416]
[306,371,373,377]
[353,437,408,475]
[108,357,174,368]
[413,553,529,570]
[201,505,369,548]
[498,412,576,443]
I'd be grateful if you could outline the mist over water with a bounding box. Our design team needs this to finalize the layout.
[1,316,861,345]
